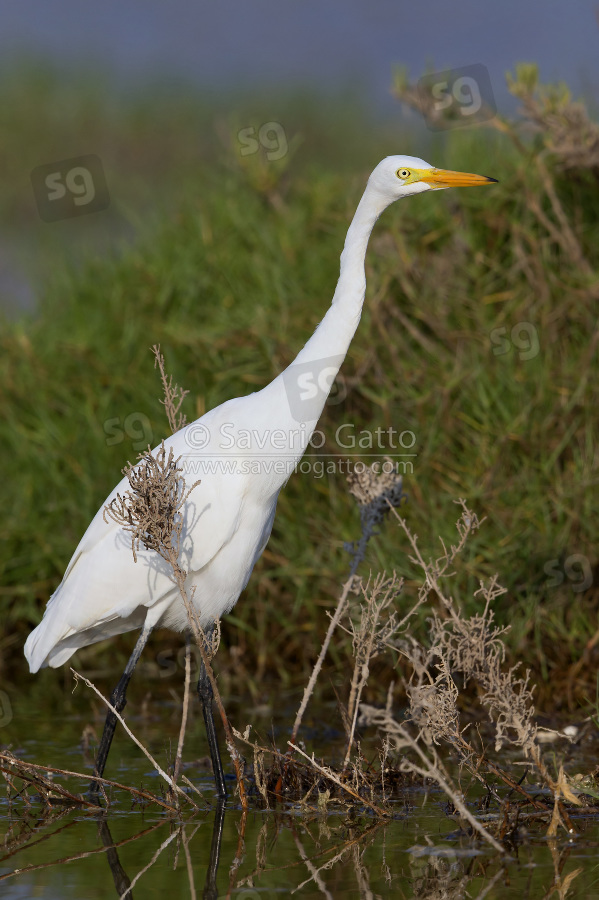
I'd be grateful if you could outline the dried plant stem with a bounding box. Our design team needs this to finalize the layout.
[0,761,97,809]
[71,668,199,810]
[344,691,365,771]
[397,728,505,853]
[483,758,556,814]
[181,826,198,900]
[0,822,166,886]
[292,821,383,895]
[527,746,576,834]
[392,503,578,834]
[226,810,248,895]
[0,753,181,813]
[165,549,248,809]
[120,830,179,900]
[288,741,389,818]
[289,576,355,748]
[104,425,247,807]
[292,831,335,897]
[288,463,404,760]
[341,574,404,770]
[152,344,189,433]
[172,635,192,786]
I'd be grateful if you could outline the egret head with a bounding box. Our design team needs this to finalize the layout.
[369,155,497,203]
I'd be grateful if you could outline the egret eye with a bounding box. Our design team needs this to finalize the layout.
[396,168,411,179]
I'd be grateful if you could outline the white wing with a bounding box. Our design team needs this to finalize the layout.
[24,395,258,671]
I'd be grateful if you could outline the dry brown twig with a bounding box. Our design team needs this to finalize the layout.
[360,701,505,850]
[171,634,193,791]
[289,462,405,754]
[287,742,389,818]
[358,501,578,838]
[0,822,166,887]
[0,751,182,813]
[102,348,247,807]
[71,668,199,810]
[119,829,179,900]
[103,441,198,563]
[288,574,357,749]
[152,343,189,433]
[340,573,403,770]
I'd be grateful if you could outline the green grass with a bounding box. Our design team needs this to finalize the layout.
[1,64,597,710]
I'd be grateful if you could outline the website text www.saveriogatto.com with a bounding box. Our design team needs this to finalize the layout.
[180,423,416,478]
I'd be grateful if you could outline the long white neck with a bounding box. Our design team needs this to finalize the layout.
[293,182,390,366]
[238,178,392,472]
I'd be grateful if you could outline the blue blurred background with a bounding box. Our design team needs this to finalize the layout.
[0,0,597,312]
[2,0,598,107]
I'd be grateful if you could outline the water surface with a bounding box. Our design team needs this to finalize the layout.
[2,689,599,898]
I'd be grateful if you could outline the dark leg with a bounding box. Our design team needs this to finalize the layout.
[197,629,227,799]
[89,625,153,797]
[203,799,226,900]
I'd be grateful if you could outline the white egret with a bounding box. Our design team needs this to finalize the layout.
[25,156,496,798]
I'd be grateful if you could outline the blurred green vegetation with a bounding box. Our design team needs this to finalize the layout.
[0,62,597,710]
